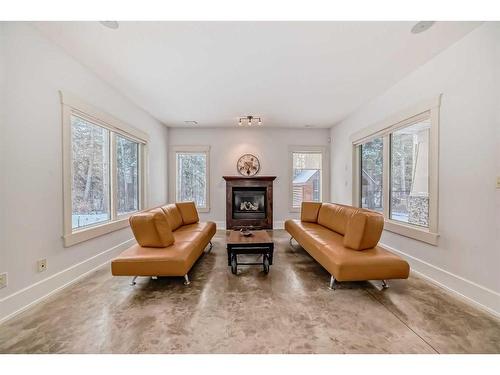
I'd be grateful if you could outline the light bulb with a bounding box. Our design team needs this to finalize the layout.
[239,119,242,126]
[248,119,252,126]
[258,119,262,125]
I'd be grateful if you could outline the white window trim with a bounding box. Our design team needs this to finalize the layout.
[61,91,149,247]
[351,95,441,246]
[170,145,211,213]
[289,145,330,213]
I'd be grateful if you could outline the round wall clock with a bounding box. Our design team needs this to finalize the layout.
[237,154,261,177]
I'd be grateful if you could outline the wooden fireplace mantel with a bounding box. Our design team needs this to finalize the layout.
[223,176,276,230]
[222,176,277,181]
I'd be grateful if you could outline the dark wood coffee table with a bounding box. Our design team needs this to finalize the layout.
[226,230,274,275]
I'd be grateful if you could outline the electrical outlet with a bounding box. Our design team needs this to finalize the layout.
[0,273,7,289]
[37,259,47,273]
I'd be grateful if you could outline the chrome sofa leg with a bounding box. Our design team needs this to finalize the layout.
[130,276,138,286]
[184,274,191,286]
[289,236,294,246]
[328,275,337,290]
[207,240,213,253]
[151,276,158,280]
[381,280,389,289]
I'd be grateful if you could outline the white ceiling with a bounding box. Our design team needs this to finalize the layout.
[34,21,480,128]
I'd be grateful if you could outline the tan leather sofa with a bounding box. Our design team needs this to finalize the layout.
[111,201,216,285]
[285,202,409,289]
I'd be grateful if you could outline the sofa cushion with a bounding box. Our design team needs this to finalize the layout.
[175,201,200,225]
[129,208,174,248]
[173,229,205,246]
[284,219,319,239]
[343,211,384,250]
[321,242,410,281]
[300,201,322,223]
[111,242,200,277]
[285,220,335,243]
[177,221,216,245]
[317,203,359,235]
[161,204,184,231]
[175,222,213,233]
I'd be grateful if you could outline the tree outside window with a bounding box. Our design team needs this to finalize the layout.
[176,152,208,208]
[70,115,142,230]
[360,137,383,212]
[71,115,110,229]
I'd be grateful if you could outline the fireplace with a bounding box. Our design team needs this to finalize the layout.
[233,187,266,220]
[223,176,276,229]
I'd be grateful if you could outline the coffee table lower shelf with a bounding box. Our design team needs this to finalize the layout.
[226,244,274,274]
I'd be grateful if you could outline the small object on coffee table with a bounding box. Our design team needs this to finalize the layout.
[240,228,253,237]
[227,230,274,275]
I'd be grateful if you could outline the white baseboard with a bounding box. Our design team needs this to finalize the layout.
[0,238,135,325]
[381,242,500,318]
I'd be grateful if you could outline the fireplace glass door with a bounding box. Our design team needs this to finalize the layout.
[232,187,266,220]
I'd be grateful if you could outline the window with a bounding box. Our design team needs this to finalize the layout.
[351,96,440,245]
[176,152,207,207]
[71,115,110,229]
[62,92,149,246]
[172,146,210,212]
[360,137,383,212]
[116,135,139,216]
[390,120,430,226]
[289,146,329,211]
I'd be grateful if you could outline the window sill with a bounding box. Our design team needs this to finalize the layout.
[63,218,130,247]
[384,219,439,246]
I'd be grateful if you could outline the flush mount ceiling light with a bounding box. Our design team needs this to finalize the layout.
[99,21,119,30]
[238,115,262,126]
[411,21,435,34]
[184,121,198,125]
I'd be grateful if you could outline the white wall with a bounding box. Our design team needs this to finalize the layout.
[330,22,500,315]
[0,23,169,322]
[168,127,330,227]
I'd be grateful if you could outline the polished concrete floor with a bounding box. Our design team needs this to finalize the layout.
[1,230,499,354]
